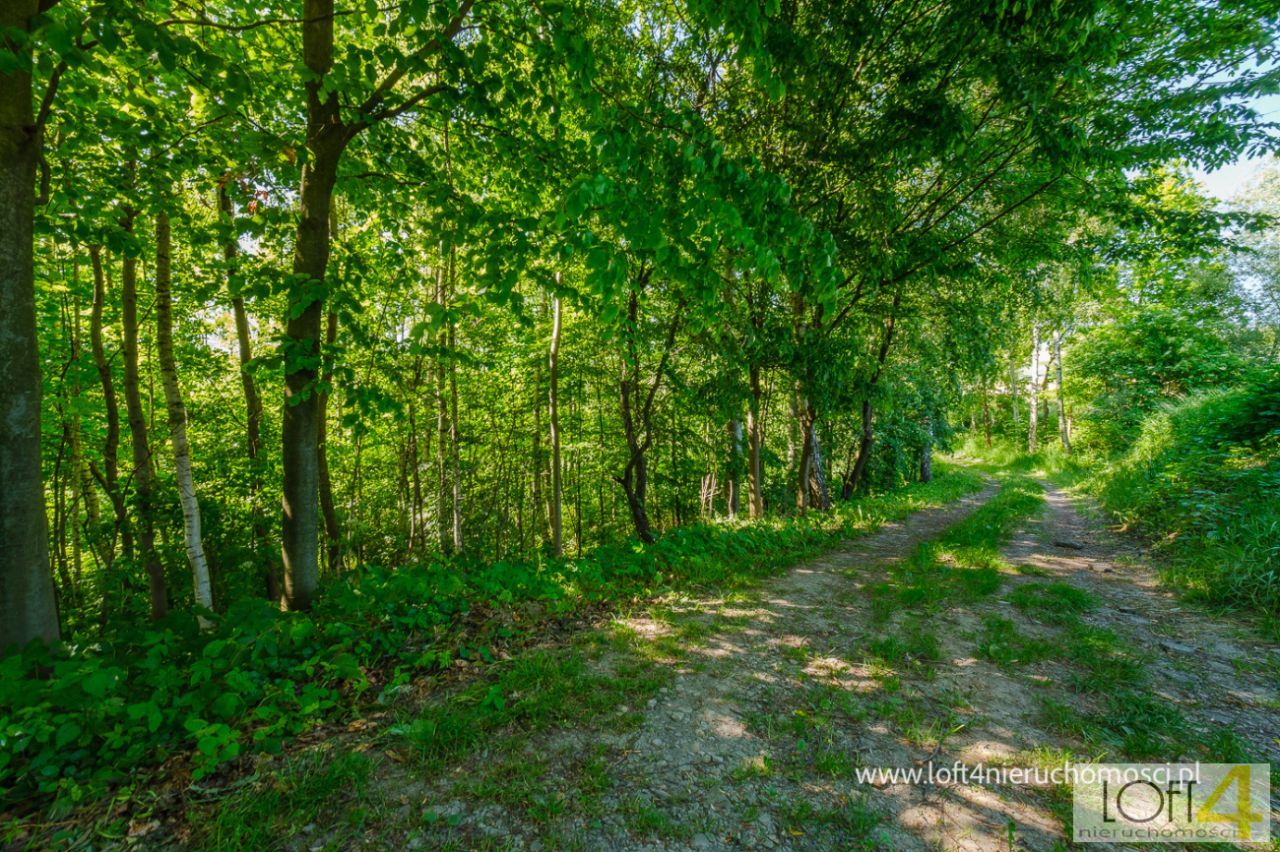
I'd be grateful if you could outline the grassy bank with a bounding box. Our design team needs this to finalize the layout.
[955,368,1280,619]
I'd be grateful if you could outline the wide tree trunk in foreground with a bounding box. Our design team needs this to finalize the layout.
[155,210,214,619]
[0,2,59,648]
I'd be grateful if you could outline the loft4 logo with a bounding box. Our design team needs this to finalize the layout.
[1074,763,1272,844]
[1197,765,1268,839]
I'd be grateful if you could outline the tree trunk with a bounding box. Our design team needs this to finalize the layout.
[982,389,992,448]
[0,0,60,649]
[120,209,167,621]
[448,261,463,554]
[1028,323,1040,454]
[920,415,933,483]
[532,356,544,548]
[155,210,214,619]
[281,0,347,610]
[1009,352,1019,429]
[726,418,742,518]
[807,418,832,509]
[318,309,342,572]
[616,284,680,544]
[548,295,563,557]
[797,401,830,510]
[746,363,765,519]
[1055,331,1070,453]
[88,246,131,562]
[220,183,276,601]
[434,256,454,555]
[846,399,874,498]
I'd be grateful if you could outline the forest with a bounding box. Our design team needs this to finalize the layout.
[2,0,1279,848]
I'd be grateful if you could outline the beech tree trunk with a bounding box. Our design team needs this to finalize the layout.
[88,246,131,562]
[0,0,60,650]
[281,0,346,610]
[548,295,563,556]
[155,210,214,619]
[318,309,342,572]
[120,209,167,621]
[846,399,874,498]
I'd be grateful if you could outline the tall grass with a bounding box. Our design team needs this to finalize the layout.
[1086,374,1280,614]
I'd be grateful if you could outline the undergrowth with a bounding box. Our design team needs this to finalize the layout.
[0,465,982,836]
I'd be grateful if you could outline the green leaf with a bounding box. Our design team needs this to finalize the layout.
[55,721,80,749]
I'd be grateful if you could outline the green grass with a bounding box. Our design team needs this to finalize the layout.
[975,614,1054,666]
[877,474,1045,613]
[394,635,670,766]
[1007,582,1097,624]
[188,750,375,849]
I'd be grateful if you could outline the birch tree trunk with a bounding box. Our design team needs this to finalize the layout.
[1055,331,1070,453]
[1028,323,1040,454]
[548,295,563,556]
[726,418,742,518]
[920,415,933,483]
[448,269,463,554]
[155,210,214,621]
[1009,352,1020,429]
[746,364,765,519]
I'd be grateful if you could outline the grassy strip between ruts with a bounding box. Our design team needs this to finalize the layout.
[2,465,984,846]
